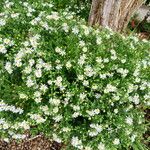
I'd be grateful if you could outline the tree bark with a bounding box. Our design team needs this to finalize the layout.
[88,0,145,32]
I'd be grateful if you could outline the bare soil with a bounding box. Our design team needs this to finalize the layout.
[0,135,62,150]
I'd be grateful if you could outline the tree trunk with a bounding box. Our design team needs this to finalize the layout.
[88,0,145,32]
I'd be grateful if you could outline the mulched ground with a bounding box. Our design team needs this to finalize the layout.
[139,32,150,40]
[0,135,62,150]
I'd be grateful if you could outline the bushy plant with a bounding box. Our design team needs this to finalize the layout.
[0,1,150,150]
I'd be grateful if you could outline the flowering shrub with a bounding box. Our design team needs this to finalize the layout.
[0,1,150,150]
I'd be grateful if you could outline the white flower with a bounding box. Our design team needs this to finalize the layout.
[62,23,69,32]
[79,41,85,47]
[35,69,42,78]
[53,115,63,122]
[135,78,141,83]
[23,2,28,7]
[5,62,13,74]
[47,80,53,85]
[81,25,90,35]
[49,98,60,106]
[55,76,63,87]
[23,41,30,46]
[72,27,79,34]
[55,47,66,56]
[0,118,5,124]
[53,134,62,143]
[71,136,83,149]
[82,47,87,52]
[40,105,49,114]
[35,97,42,103]
[53,107,59,113]
[30,114,46,123]
[14,50,24,59]
[18,121,30,130]
[3,123,9,129]
[113,95,120,101]
[44,63,52,71]
[117,68,129,77]
[26,48,34,54]
[96,57,102,63]
[98,143,105,150]
[103,58,109,63]
[36,63,43,69]
[114,109,118,114]
[3,38,13,46]
[5,1,14,8]
[128,84,136,93]
[96,37,102,45]
[46,12,60,20]
[28,59,35,66]
[56,64,62,70]
[66,61,72,68]
[12,134,26,139]
[133,69,140,77]
[72,112,80,118]
[110,49,116,55]
[85,146,92,150]
[121,59,126,63]
[55,47,62,53]
[14,59,22,67]
[129,95,140,105]
[30,18,38,25]
[3,138,9,142]
[84,65,95,77]
[60,50,66,56]
[26,77,34,87]
[24,66,32,74]
[19,93,28,99]
[95,93,101,99]
[0,101,23,114]
[29,34,40,48]
[34,91,41,98]
[40,84,48,93]
[78,75,84,80]
[100,74,107,79]
[125,117,133,125]
[11,13,19,18]
[113,138,120,145]
[78,54,86,65]
[0,19,6,26]
[86,109,100,117]
[104,84,117,93]
[126,130,131,135]
[94,109,100,114]
[72,105,80,111]
[110,50,117,60]
[89,131,98,137]
[80,93,86,100]
[41,21,49,30]
[131,134,137,142]
[29,38,37,48]
[84,29,90,35]
[90,123,103,133]
[92,84,98,90]
[0,44,7,53]
[83,80,89,86]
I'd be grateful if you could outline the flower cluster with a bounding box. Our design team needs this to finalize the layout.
[0,0,150,150]
[0,101,23,114]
